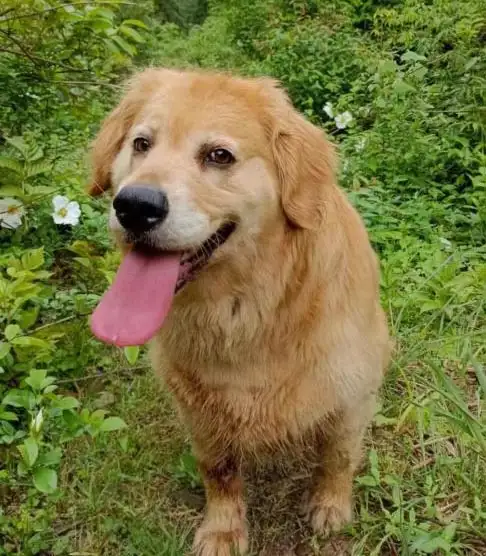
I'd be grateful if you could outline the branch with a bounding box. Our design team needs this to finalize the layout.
[0,47,90,73]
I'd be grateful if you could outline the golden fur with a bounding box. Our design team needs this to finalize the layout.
[89,68,390,555]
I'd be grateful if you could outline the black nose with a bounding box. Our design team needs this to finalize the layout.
[113,186,169,234]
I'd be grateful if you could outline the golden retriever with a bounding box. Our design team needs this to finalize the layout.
[89,68,390,555]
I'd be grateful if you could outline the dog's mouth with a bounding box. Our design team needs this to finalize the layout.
[176,221,236,292]
[90,221,236,348]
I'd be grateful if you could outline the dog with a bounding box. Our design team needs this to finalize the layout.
[89,68,390,555]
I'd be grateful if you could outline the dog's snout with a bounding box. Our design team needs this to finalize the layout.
[113,186,169,234]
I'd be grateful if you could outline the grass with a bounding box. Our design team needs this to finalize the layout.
[56,321,485,555]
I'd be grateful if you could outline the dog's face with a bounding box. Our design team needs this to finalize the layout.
[89,69,335,289]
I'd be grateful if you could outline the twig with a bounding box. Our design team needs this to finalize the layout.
[0,29,39,66]
[56,365,150,384]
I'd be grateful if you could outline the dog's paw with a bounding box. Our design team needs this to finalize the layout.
[193,523,248,556]
[303,491,352,537]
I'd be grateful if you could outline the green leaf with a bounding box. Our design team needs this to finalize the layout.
[3,389,35,410]
[25,369,47,391]
[0,155,23,174]
[4,324,21,341]
[410,535,451,553]
[11,336,51,349]
[123,19,148,29]
[0,185,24,197]
[120,25,144,43]
[124,345,140,365]
[400,50,426,62]
[4,136,28,156]
[37,447,62,467]
[0,342,11,360]
[99,417,128,433]
[21,248,44,270]
[33,468,57,494]
[356,475,379,487]
[18,437,39,468]
[0,410,18,421]
[473,362,486,394]
[109,35,136,56]
[53,396,80,410]
[17,306,40,329]
[393,79,416,95]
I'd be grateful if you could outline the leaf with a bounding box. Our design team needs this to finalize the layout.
[400,50,426,62]
[21,248,44,270]
[464,57,479,71]
[33,467,58,493]
[99,417,128,433]
[18,437,39,468]
[0,410,18,421]
[393,79,416,95]
[0,342,11,359]
[123,19,148,29]
[37,447,62,467]
[120,25,144,43]
[4,136,28,157]
[4,324,21,341]
[124,345,140,365]
[410,535,451,553]
[17,306,40,330]
[26,162,51,178]
[356,475,379,487]
[11,336,52,349]
[0,185,24,197]
[53,396,80,410]
[3,389,36,410]
[0,155,23,174]
[473,362,486,394]
[25,369,47,391]
[109,35,136,56]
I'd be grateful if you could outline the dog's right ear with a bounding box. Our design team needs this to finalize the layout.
[88,69,169,196]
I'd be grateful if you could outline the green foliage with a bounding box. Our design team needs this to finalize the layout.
[0,1,149,133]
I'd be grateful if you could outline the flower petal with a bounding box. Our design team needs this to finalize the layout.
[323,102,334,118]
[53,213,67,225]
[52,195,69,211]
[1,213,23,229]
[67,202,81,217]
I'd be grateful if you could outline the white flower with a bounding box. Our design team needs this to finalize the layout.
[0,197,24,229]
[52,195,81,226]
[335,111,353,130]
[31,409,44,434]
[355,137,366,152]
[323,102,334,119]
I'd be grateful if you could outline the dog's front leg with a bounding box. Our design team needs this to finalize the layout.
[193,453,248,556]
[303,396,376,537]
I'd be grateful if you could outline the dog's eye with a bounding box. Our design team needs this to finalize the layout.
[206,148,235,166]
[133,137,151,153]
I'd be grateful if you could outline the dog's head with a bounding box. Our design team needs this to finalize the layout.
[90,69,335,274]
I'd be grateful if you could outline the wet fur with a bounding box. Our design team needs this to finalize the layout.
[90,68,390,555]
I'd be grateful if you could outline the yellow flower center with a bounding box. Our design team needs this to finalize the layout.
[58,207,68,217]
[7,205,19,214]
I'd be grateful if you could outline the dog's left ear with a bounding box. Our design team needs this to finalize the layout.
[262,81,336,229]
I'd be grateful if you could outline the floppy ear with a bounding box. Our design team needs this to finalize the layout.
[88,69,170,196]
[263,82,337,229]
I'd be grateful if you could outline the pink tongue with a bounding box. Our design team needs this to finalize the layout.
[91,250,180,347]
